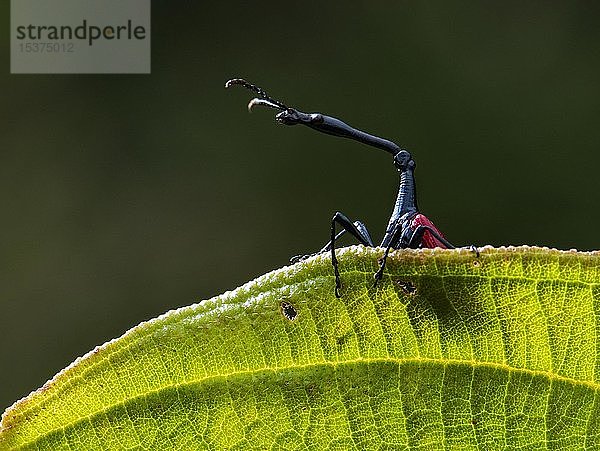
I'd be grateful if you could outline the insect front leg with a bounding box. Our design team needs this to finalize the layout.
[289,214,373,257]
[289,229,347,265]
[291,212,373,297]
[328,211,373,298]
[325,212,374,298]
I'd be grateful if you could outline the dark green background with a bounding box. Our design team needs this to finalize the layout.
[1,2,599,412]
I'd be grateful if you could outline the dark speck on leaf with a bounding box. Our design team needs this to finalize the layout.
[281,301,298,321]
[396,280,416,295]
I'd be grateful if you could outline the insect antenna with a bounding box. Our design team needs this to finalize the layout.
[225,78,290,112]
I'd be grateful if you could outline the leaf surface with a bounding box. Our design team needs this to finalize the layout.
[1,246,600,450]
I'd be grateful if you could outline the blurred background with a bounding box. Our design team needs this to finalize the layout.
[1,2,599,411]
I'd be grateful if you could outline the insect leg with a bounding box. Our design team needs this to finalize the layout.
[290,213,372,255]
[326,212,374,298]
[407,226,479,257]
[319,217,374,252]
[373,221,405,286]
[289,229,346,265]
[407,225,455,249]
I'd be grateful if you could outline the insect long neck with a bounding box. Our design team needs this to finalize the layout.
[384,165,418,236]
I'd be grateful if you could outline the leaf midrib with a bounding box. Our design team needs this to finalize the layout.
[17,355,600,450]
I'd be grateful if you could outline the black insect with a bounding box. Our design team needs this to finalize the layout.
[226,78,470,297]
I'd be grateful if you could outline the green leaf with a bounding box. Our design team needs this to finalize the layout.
[1,246,600,450]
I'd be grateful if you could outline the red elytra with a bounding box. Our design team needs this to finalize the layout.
[410,214,448,249]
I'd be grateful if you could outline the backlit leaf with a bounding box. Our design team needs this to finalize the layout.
[1,246,599,450]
